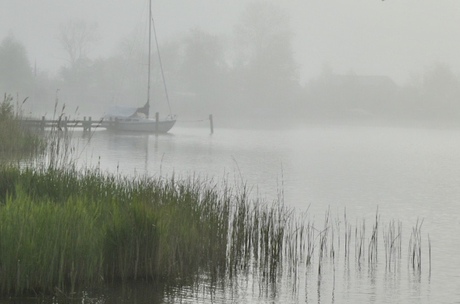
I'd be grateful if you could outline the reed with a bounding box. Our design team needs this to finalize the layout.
[428,234,431,277]
[0,94,44,158]
[383,219,402,272]
[0,166,230,293]
[306,222,316,267]
[0,187,104,295]
[343,209,351,262]
[355,219,366,265]
[317,210,330,275]
[368,210,379,266]
[408,218,424,271]
[0,161,433,297]
[39,95,79,169]
[0,164,300,295]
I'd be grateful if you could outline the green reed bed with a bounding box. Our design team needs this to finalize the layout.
[0,189,103,294]
[0,94,44,158]
[277,208,433,289]
[0,163,432,297]
[0,164,296,295]
[0,164,298,295]
[0,165,236,295]
[226,189,288,282]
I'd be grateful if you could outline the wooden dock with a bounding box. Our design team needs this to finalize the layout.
[19,116,108,132]
[19,114,215,134]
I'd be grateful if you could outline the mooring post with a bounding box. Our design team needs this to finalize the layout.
[88,116,92,132]
[155,112,159,134]
[64,116,68,132]
[83,117,87,132]
[209,114,214,134]
[57,117,63,131]
[41,116,45,131]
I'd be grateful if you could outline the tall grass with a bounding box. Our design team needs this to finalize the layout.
[0,164,433,297]
[408,218,424,271]
[0,188,103,295]
[383,219,402,271]
[0,164,303,295]
[0,165,237,294]
[0,94,44,158]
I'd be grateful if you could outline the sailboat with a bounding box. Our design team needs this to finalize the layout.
[104,0,176,133]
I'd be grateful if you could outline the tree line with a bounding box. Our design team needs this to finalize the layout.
[1,2,460,128]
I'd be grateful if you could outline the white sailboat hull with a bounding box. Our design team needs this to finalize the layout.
[102,0,176,134]
[106,117,176,133]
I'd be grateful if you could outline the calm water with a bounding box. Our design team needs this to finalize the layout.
[70,124,460,303]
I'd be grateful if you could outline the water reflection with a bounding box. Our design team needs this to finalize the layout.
[25,126,460,303]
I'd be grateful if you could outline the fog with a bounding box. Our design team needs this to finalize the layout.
[2,0,460,127]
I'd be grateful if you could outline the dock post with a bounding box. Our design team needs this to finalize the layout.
[88,117,92,132]
[83,117,87,132]
[41,116,45,131]
[209,114,214,134]
[64,116,68,132]
[155,112,159,134]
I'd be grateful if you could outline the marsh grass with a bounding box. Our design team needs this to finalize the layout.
[408,218,424,272]
[0,164,433,297]
[0,160,300,295]
[273,208,431,295]
[383,219,402,272]
[0,188,104,295]
[38,94,80,169]
[0,94,44,158]
[0,116,433,299]
[0,165,235,294]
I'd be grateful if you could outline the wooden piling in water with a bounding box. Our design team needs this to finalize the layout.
[209,114,214,134]
[57,117,65,131]
[155,112,159,134]
[83,116,92,132]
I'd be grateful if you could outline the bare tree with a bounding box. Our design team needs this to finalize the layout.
[231,2,299,119]
[0,35,33,93]
[57,20,99,67]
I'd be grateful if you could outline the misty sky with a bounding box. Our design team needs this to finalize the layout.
[2,0,460,85]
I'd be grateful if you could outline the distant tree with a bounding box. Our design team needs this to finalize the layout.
[57,20,99,68]
[230,2,299,121]
[56,20,102,115]
[0,35,33,94]
[420,63,460,121]
[176,29,227,117]
[234,2,295,73]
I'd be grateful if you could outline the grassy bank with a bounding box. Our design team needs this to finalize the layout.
[0,165,235,294]
[1,163,299,296]
[0,94,44,157]
[0,165,431,298]
[0,122,431,298]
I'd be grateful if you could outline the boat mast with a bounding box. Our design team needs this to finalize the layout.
[147,0,152,118]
